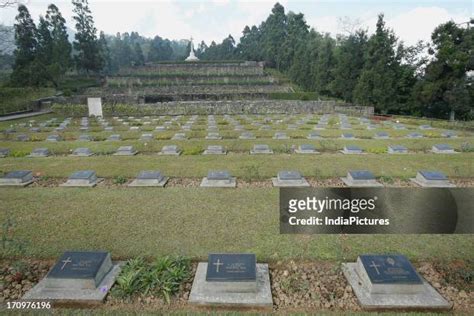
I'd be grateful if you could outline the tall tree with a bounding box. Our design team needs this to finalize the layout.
[353,14,399,113]
[46,4,72,74]
[10,4,38,86]
[72,0,102,73]
[331,30,368,102]
[261,2,287,68]
[413,22,473,120]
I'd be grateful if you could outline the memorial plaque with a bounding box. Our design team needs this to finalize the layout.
[407,132,423,138]
[161,145,180,155]
[17,134,29,141]
[72,148,94,157]
[115,146,136,155]
[300,144,316,151]
[254,144,269,151]
[137,171,164,181]
[70,170,96,181]
[419,171,447,181]
[140,133,153,140]
[0,148,10,157]
[358,255,422,285]
[349,170,375,180]
[388,145,408,153]
[375,132,389,138]
[344,145,362,153]
[278,170,302,181]
[208,170,231,181]
[107,134,121,141]
[433,144,452,151]
[4,170,33,182]
[79,134,92,141]
[206,254,256,282]
[46,134,61,142]
[204,145,225,155]
[342,133,354,138]
[88,98,103,117]
[30,148,49,157]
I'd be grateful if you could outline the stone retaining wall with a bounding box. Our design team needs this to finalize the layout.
[118,62,265,76]
[52,99,374,116]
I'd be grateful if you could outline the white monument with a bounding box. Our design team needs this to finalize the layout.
[185,37,199,62]
[87,97,103,117]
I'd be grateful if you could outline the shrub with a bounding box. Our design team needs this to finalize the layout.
[10,151,29,158]
[367,147,387,154]
[113,176,128,185]
[183,147,202,155]
[111,256,190,303]
[460,142,473,152]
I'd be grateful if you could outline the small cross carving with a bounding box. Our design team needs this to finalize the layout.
[369,261,381,275]
[213,259,224,273]
[61,257,72,270]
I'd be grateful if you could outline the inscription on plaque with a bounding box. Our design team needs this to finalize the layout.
[206,254,256,282]
[359,255,422,284]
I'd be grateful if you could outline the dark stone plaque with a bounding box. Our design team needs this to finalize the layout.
[208,170,231,180]
[376,132,389,137]
[342,133,354,138]
[434,144,452,150]
[360,255,422,284]
[420,171,447,181]
[70,170,96,180]
[138,170,163,180]
[345,145,362,152]
[206,254,256,282]
[254,144,269,151]
[5,170,32,180]
[349,170,375,180]
[278,171,302,181]
[48,251,110,280]
[300,144,316,151]
[390,145,407,152]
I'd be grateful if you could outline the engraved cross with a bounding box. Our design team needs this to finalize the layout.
[369,261,381,275]
[213,259,223,273]
[61,257,72,270]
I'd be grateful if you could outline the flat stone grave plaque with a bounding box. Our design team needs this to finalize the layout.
[273,132,289,139]
[441,131,457,138]
[17,134,29,141]
[160,145,181,155]
[114,146,137,156]
[342,133,355,139]
[388,145,408,154]
[287,124,297,130]
[0,148,10,158]
[30,127,41,132]
[140,133,153,141]
[239,132,255,140]
[342,170,382,187]
[23,251,122,304]
[419,125,432,130]
[251,144,273,154]
[78,134,92,141]
[307,132,321,139]
[206,254,256,283]
[29,148,50,157]
[71,148,94,157]
[107,134,121,141]
[62,170,99,187]
[411,170,454,188]
[342,254,451,310]
[0,170,33,186]
[172,133,187,140]
[260,125,271,131]
[129,170,168,187]
[155,126,166,131]
[206,133,222,140]
[46,135,61,142]
[407,132,423,138]
[203,145,226,155]
[129,126,140,131]
[374,132,389,139]
[295,144,318,154]
[273,170,309,187]
[393,124,406,130]
[341,145,363,154]
[208,170,231,181]
[104,127,113,132]
[432,144,456,153]
[201,170,236,188]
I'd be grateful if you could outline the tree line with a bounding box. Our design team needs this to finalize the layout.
[200,3,473,120]
[8,1,473,119]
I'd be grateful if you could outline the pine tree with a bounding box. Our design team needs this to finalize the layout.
[46,4,72,75]
[72,0,102,73]
[10,4,38,86]
[132,42,145,66]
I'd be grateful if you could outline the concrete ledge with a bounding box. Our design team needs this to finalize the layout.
[271,178,310,187]
[250,150,273,155]
[203,151,227,155]
[128,177,169,187]
[340,150,366,155]
[69,153,95,157]
[113,152,138,156]
[189,263,273,310]
[60,179,104,187]
[294,149,319,154]
[22,262,123,307]
[410,178,456,188]
[342,263,452,311]
[0,180,34,187]
[341,177,383,187]
[158,152,182,156]
[200,177,237,188]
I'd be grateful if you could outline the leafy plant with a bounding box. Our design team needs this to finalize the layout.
[242,163,261,182]
[183,147,202,155]
[367,147,387,154]
[112,256,190,303]
[113,175,128,185]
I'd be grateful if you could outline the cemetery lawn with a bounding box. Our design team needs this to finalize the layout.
[1,187,472,261]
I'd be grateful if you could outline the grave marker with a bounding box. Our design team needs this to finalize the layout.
[203,145,226,155]
[129,170,168,187]
[272,170,309,187]
[0,148,10,158]
[71,148,94,157]
[295,144,319,154]
[411,170,455,187]
[87,98,103,117]
[250,144,273,155]
[114,146,138,156]
[0,170,34,186]
[200,170,236,188]
[341,170,383,187]
[388,145,408,154]
[29,148,50,158]
[61,170,100,187]
[159,145,181,156]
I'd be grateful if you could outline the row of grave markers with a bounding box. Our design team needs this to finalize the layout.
[7,131,460,142]
[0,169,456,188]
[22,250,452,311]
[0,144,460,158]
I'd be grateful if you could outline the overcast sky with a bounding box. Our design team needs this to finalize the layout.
[0,0,471,45]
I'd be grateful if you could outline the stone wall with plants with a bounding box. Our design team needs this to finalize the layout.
[51,100,374,116]
[118,62,265,76]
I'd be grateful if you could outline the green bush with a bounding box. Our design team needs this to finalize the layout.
[111,256,190,303]
[113,176,128,185]
[183,147,202,155]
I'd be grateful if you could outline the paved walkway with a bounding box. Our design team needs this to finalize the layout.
[0,110,52,122]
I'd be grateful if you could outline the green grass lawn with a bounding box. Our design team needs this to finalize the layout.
[1,187,472,262]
